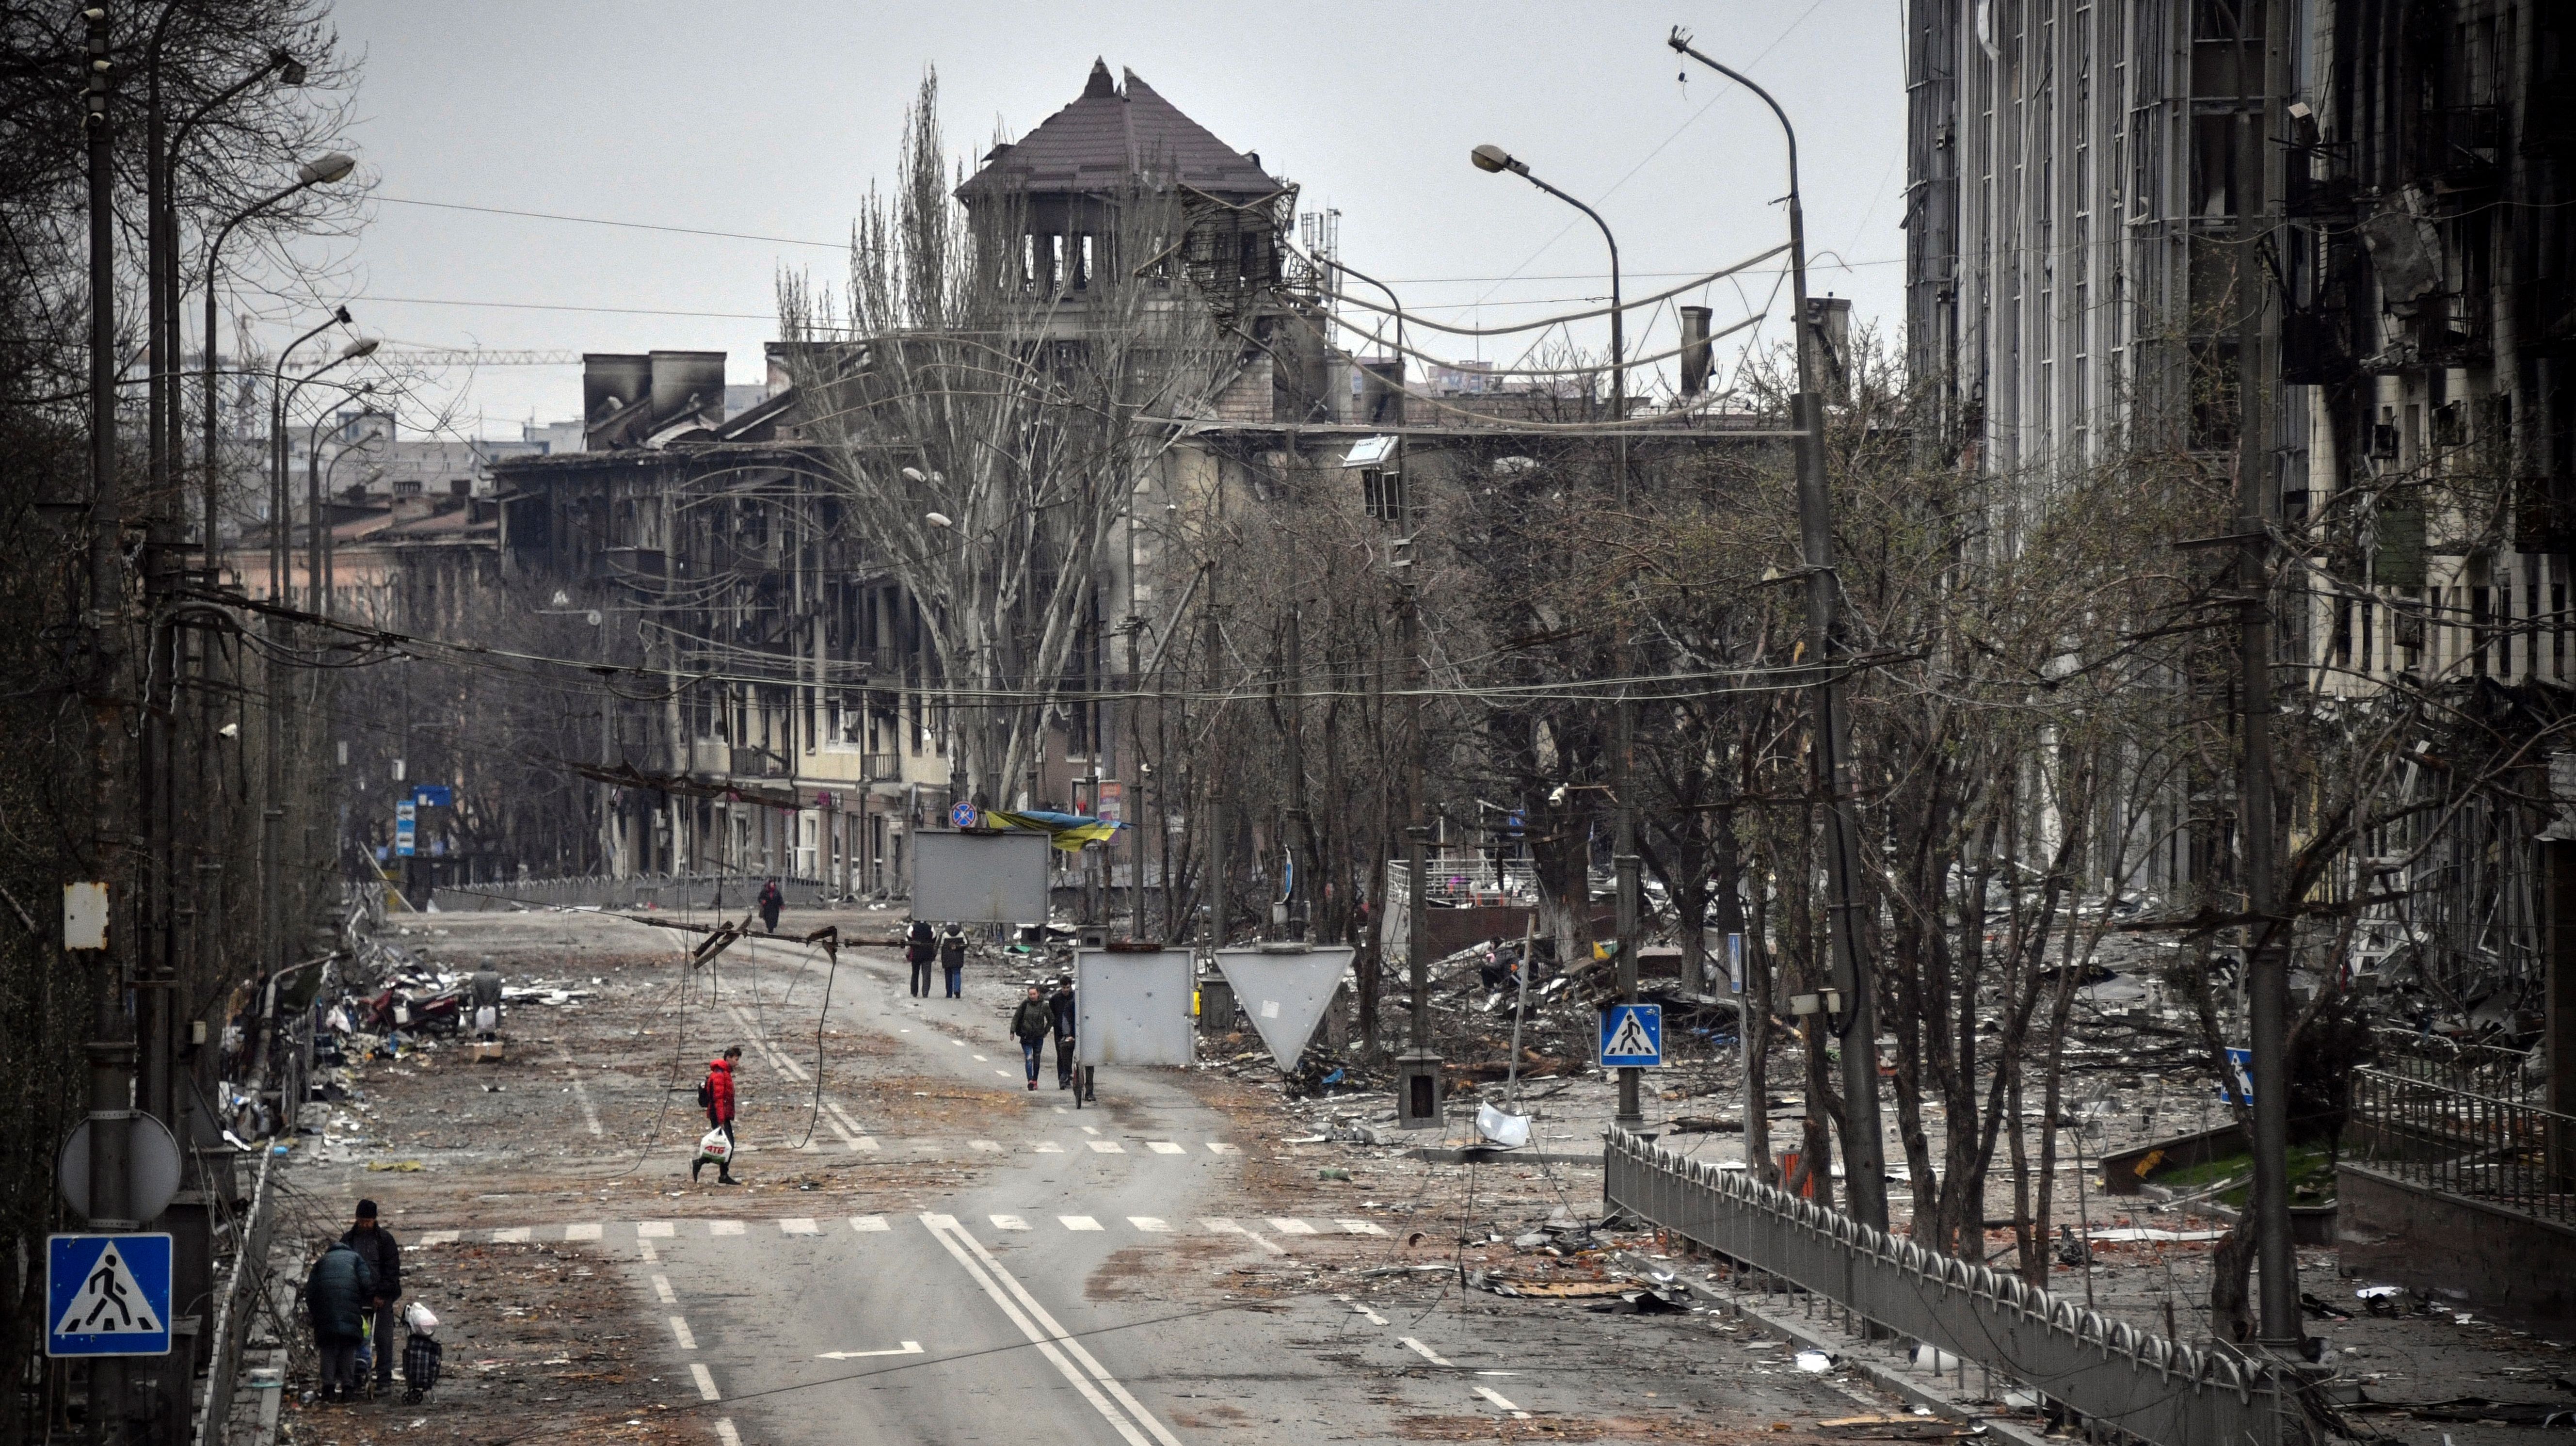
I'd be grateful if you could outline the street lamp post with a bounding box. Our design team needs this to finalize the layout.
[1667,29,1888,1230]
[1470,143,1644,1129]
[305,381,376,618]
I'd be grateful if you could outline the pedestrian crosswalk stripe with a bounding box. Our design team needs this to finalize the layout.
[989,1214,1029,1231]
[1147,1141,1185,1154]
[637,1221,675,1238]
[417,1231,459,1247]
[1127,1216,1170,1232]
[564,1223,603,1242]
[849,1216,889,1232]
[970,1140,1002,1153]
[1201,1217,1241,1233]
[1059,1216,1102,1231]
[1336,1220,1388,1235]
[491,1227,531,1243]
[1087,1140,1124,1154]
[1270,1218,1318,1235]
[850,1136,880,1152]
[1206,1142,1240,1155]
[972,1054,988,1061]
[708,1220,745,1237]
[1034,1142,1065,1153]
[779,1218,820,1236]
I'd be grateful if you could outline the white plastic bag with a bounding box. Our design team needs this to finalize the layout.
[403,1300,438,1336]
[697,1128,733,1163]
[473,1005,498,1034]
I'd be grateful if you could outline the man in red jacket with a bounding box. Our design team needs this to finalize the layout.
[694,1046,741,1185]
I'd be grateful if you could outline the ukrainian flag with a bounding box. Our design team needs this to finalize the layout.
[988,809,1127,852]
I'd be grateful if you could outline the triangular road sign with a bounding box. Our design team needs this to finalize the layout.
[1214,947,1354,1071]
[53,1240,163,1337]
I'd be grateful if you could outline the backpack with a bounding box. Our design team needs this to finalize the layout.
[697,1077,714,1109]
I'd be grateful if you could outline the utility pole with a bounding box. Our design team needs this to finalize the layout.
[1284,605,1309,941]
[1394,536,1440,1126]
[2234,0,2300,1351]
[1668,32,1887,1230]
[82,10,141,1444]
[1202,596,1225,949]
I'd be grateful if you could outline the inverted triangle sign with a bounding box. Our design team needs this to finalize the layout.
[1214,947,1354,1071]
[54,1241,163,1337]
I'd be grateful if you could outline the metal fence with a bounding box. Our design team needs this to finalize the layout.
[2345,1068,2576,1226]
[1604,1128,2282,1446]
[422,870,854,914]
[2368,1028,2542,1102]
[192,1148,277,1446]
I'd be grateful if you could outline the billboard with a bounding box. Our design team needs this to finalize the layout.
[1074,948,1194,1067]
[911,829,1050,924]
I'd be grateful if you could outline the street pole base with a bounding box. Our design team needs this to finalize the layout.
[1394,1049,1443,1130]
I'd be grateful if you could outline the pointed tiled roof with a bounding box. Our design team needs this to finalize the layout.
[959,60,1280,200]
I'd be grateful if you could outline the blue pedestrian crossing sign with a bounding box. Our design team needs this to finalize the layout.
[1599,1003,1664,1068]
[47,1234,172,1357]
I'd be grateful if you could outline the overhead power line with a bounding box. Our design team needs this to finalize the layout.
[375,347,585,366]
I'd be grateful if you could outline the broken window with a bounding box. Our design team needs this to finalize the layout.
[1361,467,1407,524]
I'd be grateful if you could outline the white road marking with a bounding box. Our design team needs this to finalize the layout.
[779,1218,820,1236]
[990,1214,1030,1231]
[971,1054,989,1061]
[491,1228,531,1243]
[1269,1218,1317,1235]
[1205,1142,1240,1155]
[670,1317,697,1350]
[849,1215,890,1232]
[1034,1142,1066,1153]
[559,1055,605,1137]
[1059,1215,1102,1231]
[564,1223,603,1242]
[689,1364,720,1401]
[1127,1216,1170,1232]
[1403,1337,1455,1368]
[952,1039,967,1047]
[1200,1219,1286,1256]
[708,1220,745,1237]
[922,1215,1184,1446]
[714,1419,740,1446]
[651,1275,675,1303]
[995,1070,1012,1077]
[417,1231,458,1247]
[1080,1125,1099,1135]
[1087,1140,1125,1154]
[1146,1141,1185,1154]
[970,1140,1002,1153]
[1337,1220,1389,1236]
[638,1221,675,1238]
[1337,1294,1389,1326]
[815,1341,924,1360]
[1472,1385,1531,1419]
[639,1240,659,1263]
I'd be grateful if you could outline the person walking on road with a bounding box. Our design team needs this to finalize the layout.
[341,1200,403,1396]
[305,1236,377,1402]
[757,877,784,935]
[695,1045,741,1184]
[1011,986,1054,1090]
[905,918,936,997]
[940,924,968,998]
[1048,975,1078,1090]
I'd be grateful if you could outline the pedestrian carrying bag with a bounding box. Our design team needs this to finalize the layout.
[697,1127,733,1163]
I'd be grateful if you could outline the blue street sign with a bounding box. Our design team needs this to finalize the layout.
[412,784,453,808]
[1599,1003,1664,1068]
[47,1234,172,1357]
[948,801,979,828]
[2218,1047,2255,1105]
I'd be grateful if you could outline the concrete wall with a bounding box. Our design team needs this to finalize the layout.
[2338,1162,2576,1322]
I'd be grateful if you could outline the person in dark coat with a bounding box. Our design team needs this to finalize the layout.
[305,1239,377,1402]
[1047,976,1078,1089]
[757,878,784,934]
[939,925,968,999]
[1010,986,1054,1090]
[341,1200,403,1393]
[905,919,936,997]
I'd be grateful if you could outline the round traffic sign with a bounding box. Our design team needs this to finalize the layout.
[57,1114,184,1222]
[948,801,978,828]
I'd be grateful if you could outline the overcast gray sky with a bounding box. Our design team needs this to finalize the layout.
[308,0,1907,436]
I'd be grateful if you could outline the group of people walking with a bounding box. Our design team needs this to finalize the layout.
[304,1200,404,1402]
[903,917,969,997]
[1012,976,1077,1091]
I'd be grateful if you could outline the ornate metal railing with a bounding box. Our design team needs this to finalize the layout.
[2346,1068,2576,1226]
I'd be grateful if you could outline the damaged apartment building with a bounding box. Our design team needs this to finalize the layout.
[1907,0,2576,1313]
[480,61,1378,896]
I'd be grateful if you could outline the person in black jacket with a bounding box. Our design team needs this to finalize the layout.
[904,919,936,997]
[757,877,784,934]
[341,1200,403,1394]
[305,1239,376,1402]
[939,925,968,999]
[1047,976,1078,1089]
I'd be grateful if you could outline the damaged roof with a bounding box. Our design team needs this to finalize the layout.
[959,60,1280,201]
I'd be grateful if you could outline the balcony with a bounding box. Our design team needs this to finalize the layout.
[2420,106,2502,191]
